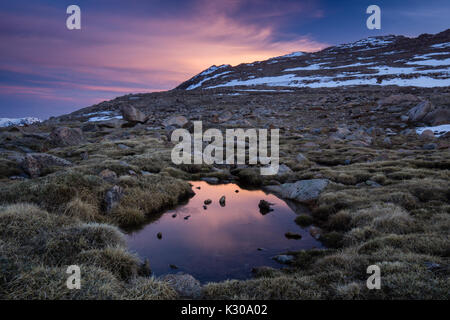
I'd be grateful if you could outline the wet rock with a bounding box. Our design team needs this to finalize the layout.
[265,179,330,204]
[169,264,178,270]
[219,196,226,207]
[47,127,85,147]
[184,215,191,220]
[172,214,177,218]
[407,100,435,123]
[285,232,302,240]
[309,226,322,240]
[201,177,219,184]
[121,105,148,124]
[157,232,162,239]
[204,199,212,205]
[160,273,202,299]
[22,153,72,178]
[99,169,117,183]
[272,254,294,264]
[203,205,207,210]
[105,185,124,214]
[258,200,274,214]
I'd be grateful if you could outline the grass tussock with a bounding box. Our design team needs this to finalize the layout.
[0,203,178,300]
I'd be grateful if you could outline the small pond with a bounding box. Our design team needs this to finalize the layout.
[126,181,322,283]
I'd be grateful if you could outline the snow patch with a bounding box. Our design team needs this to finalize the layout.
[416,124,450,137]
[0,117,41,127]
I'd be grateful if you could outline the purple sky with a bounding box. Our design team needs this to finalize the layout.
[0,0,449,119]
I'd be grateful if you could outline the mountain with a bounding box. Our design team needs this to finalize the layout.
[0,117,41,127]
[177,29,450,91]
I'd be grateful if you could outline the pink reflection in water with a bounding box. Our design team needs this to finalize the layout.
[126,181,322,282]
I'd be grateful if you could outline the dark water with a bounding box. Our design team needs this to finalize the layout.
[126,181,322,283]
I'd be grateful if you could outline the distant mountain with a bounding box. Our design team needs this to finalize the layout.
[0,117,41,127]
[177,29,450,90]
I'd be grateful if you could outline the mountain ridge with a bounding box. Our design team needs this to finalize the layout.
[176,29,450,90]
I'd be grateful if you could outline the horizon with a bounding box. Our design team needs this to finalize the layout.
[0,0,449,119]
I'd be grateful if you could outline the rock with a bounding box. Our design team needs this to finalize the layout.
[378,94,420,106]
[332,127,351,139]
[285,232,302,240]
[277,164,292,176]
[157,232,162,239]
[383,137,392,146]
[258,200,273,215]
[265,179,330,204]
[204,199,212,205]
[47,127,85,147]
[201,177,219,184]
[420,130,435,140]
[365,180,381,187]
[121,105,148,124]
[309,226,322,240]
[160,273,202,299]
[172,214,177,218]
[422,108,450,126]
[219,196,226,207]
[99,169,117,183]
[80,152,89,160]
[407,100,435,123]
[164,115,189,128]
[81,123,98,132]
[105,185,124,214]
[184,215,191,220]
[296,153,308,163]
[258,200,274,215]
[400,115,409,122]
[22,153,72,178]
[272,254,294,264]
[422,143,437,150]
[117,143,131,150]
[169,264,178,270]
[212,110,232,123]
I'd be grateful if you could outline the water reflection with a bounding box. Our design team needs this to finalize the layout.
[126,181,322,283]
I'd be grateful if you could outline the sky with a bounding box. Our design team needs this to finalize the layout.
[0,0,449,119]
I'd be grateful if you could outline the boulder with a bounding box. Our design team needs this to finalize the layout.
[47,127,85,147]
[22,153,72,178]
[420,130,435,140]
[163,115,189,128]
[296,153,308,163]
[121,105,148,124]
[159,273,202,299]
[422,108,450,126]
[272,254,294,264]
[99,169,117,183]
[378,94,420,106]
[407,101,435,123]
[265,179,330,204]
[258,200,274,214]
[105,185,124,214]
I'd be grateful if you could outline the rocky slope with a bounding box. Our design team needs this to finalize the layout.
[177,29,450,90]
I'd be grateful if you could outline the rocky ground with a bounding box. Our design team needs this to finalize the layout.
[0,86,449,299]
